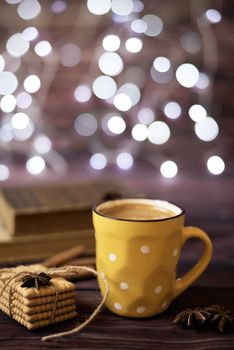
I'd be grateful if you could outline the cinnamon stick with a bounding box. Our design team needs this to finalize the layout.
[42,244,86,268]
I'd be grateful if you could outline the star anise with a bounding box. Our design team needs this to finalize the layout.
[204,304,234,333]
[173,307,211,328]
[21,272,51,290]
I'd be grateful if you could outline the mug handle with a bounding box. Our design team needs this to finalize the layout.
[173,226,212,298]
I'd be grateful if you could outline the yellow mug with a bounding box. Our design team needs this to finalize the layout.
[92,198,212,318]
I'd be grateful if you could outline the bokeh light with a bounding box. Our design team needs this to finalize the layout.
[132,123,148,141]
[164,101,181,119]
[102,35,120,52]
[98,52,123,76]
[113,93,132,111]
[26,156,45,175]
[148,121,170,145]
[2,52,21,73]
[132,0,144,13]
[92,75,117,99]
[124,66,146,88]
[107,115,126,135]
[205,9,222,23]
[118,83,140,106]
[195,116,219,141]
[137,107,155,125]
[60,43,81,67]
[131,19,147,33]
[50,0,67,14]
[6,33,29,58]
[180,31,202,54]
[0,55,5,72]
[111,0,133,16]
[87,0,111,15]
[16,92,32,109]
[151,66,173,84]
[23,75,41,93]
[0,94,16,113]
[90,153,107,170]
[196,72,210,89]
[153,57,171,72]
[125,37,143,53]
[33,134,52,154]
[34,41,52,57]
[176,63,199,88]
[189,104,207,122]
[0,164,10,181]
[22,27,38,41]
[142,14,163,37]
[74,113,97,136]
[207,155,225,175]
[74,85,92,103]
[13,120,35,141]
[160,160,178,178]
[116,152,133,170]
[17,0,41,20]
[0,72,18,95]
[11,112,30,130]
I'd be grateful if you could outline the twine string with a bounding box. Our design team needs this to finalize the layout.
[0,265,109,342]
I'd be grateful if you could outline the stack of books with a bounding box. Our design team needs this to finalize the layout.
[0,181,135,263]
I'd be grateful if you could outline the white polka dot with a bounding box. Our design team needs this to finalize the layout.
[136,306,146,314]
[162,300,168,308]
[109,253,117,262]
[154,285,162,294]
[173,248,178,257]
[140,245,151,254]
[120,282,129,290]
[114,302,122,310]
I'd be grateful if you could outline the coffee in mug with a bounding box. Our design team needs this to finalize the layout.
[93,198,212,318]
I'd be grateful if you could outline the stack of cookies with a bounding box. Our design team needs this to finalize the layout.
[0,264,77,330]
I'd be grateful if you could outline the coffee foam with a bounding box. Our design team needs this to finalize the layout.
[96,199,182,221]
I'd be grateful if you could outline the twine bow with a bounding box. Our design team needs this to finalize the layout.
[0,265,109,342]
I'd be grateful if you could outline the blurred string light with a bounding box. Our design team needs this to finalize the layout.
[195,116,219,141]
[90,153,107,170]
[33,134,52,154]
[138,107,155,125]
[34,41,52,57]
[11,112,30,129]
[207,155,225,175]
[17,0,41,20]
[111,0,133,16]
[148,121,170,145]
[164,101,181,119]
[0,164,10,181]
[16,91,32,108]
[26,155,45,175]
[87,0,111,15]
[107,115,126,135]
[6,33,29,57]
[74,85,92,103]
[118,83,140,106]
[102,35,120,52]
[176,63,199,88]
[116,152,133,170]
[142,14,163,37]
[98,52,123,76]
[92,75,117,99]
[131,19,147,33]
[160,160,178,178]
[74,113,97,136]
[0,72,18,95]
[22,27,38,41]
[204,9,222,24]
[153,57,171,72]
[60,43,81,67]
[113,93,132,111]
[50,0,67,14]
[0,55,5,72]
[132,123,148,141]
[23,75,41,93]
[189,104,207,122]
[0,94,16,113]
[125,37,143,53]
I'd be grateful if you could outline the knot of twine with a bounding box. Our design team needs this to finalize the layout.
[0,265,109,342]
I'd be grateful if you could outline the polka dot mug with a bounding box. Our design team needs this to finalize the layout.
[93,198,212,318]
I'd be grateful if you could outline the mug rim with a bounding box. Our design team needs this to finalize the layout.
[93,197,185,222]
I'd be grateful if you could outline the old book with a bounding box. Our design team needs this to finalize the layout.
[0,180,134,236]
[0,222,95,263]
